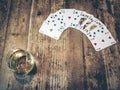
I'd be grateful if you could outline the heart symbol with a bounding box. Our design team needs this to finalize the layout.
[68,16,71,19]
[94,43,97,46]
[109,36,111,39]
[102,39,105,42]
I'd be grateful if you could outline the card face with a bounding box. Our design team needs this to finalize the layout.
[60,9,78,28]
[54,9,84,29]
[76,14,94,35]
[84,20,102,35]
[39,9,116,51]
[87,27,116,51]
[45,14,65,29]
[45,14,55,23]
[77,14,107,35]
[68,10,83,28]
[39,20,64,40]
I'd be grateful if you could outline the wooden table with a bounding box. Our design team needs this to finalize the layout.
[0,0,120,90]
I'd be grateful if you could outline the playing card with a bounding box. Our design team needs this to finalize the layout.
[87,27,116,51]
[39,9,81,40]
[77,14,108,36]
[51,10,68,29]
[55,9,78,27]
[39,8,117,50]
[69,9,83,28]
[39,18,65,40]
[85,19,106,36]
[75,12,94,35]
[79,11,93,22]
[45,14,55,25]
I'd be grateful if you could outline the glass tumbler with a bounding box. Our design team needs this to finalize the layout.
[6,49,36,76]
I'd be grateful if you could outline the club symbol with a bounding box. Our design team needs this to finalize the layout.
[50,29,53,32]
[97,30,100,32]
[101,31,104,33]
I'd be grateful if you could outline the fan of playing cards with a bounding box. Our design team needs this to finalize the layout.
[39,9,116,51]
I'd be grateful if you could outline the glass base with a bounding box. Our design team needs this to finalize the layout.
[14,64,37,84]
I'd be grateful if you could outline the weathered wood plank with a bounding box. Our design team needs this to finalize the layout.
[27,0,71,90]
[0,0,32,89]
[27,0,87,90]
[27,0,119,90]
[64,1,87,90]
[92,0,120,90]
[114,0,120,42]
[0,0,11,68]
[101,0,120,90]
[48,1,69,90]
[26,0,55,90]
[69,1,108,90]
[84,1,108,90]
[0,0,120,90]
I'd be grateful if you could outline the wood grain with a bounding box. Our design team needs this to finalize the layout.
[0,0,32,89]
[0,0,11,68]
[0,0,120,90]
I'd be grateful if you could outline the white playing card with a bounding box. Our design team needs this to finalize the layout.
[39,9,117,50]
[85,20,103,36]
[40,10,80,40]
[87,27,116,51]
[45,14,55,25]
[76,12,94,35]
[91,17,106,27]
[39,20,65,40]
[51,11,67,29]
[78,14,108,37]
[59,9,79,28]
[70,10,85,29]
[80,11,94,19]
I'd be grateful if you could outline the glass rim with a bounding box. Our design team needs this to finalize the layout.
[6,48,36,75]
